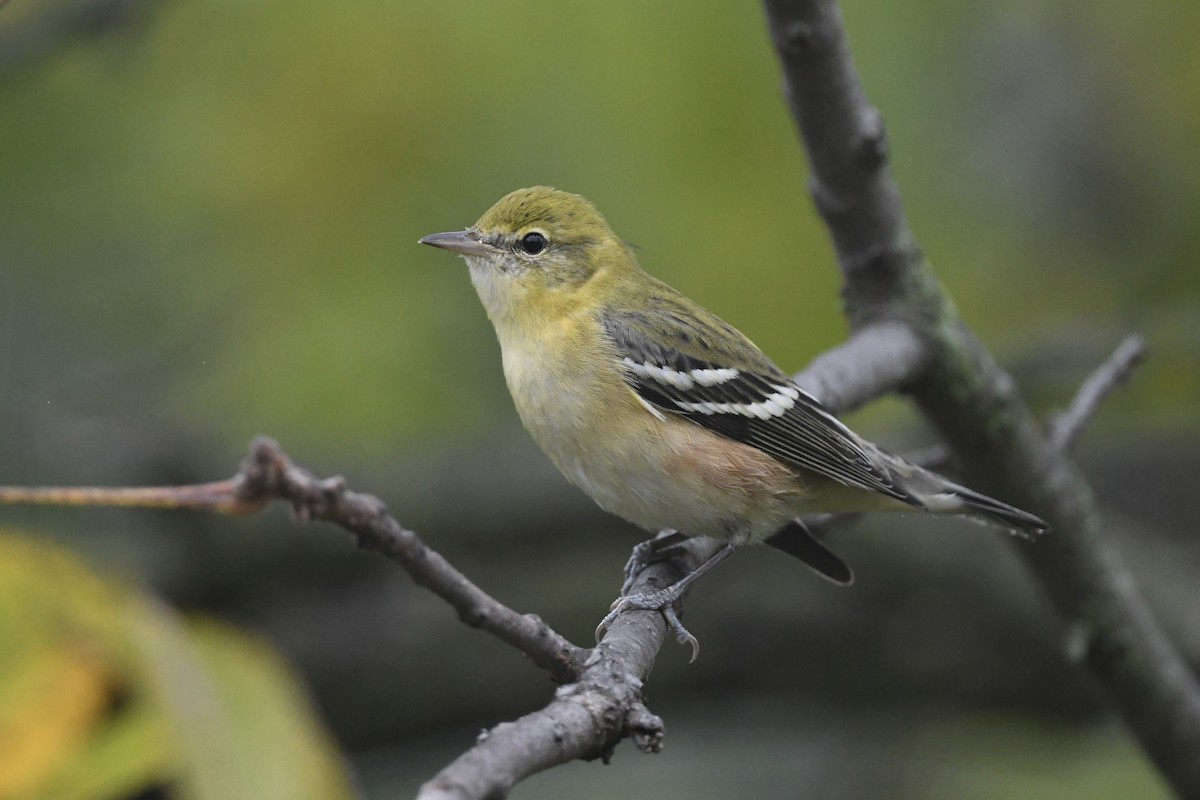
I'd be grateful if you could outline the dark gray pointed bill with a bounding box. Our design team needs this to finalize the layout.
[418,229,498,257]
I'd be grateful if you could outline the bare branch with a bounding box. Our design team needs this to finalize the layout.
[848,333,1148,474]
[235,439,592,682]
[0,437,587,684]
[0,479,253,513]
[793,321,927,413]
[1050,334,1148,452]
[762,0,929,329]
[417,546,699,799]
[0,437,699,793]
[762,1,1200,795]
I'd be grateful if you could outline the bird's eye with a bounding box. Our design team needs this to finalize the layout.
[519,232,547,255]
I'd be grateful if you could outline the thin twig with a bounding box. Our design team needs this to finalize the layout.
[236,439,591,682]
[0,480,255,513]
[855,335,1147,472]
[1050,334,1148,452]
[0,437,586,683]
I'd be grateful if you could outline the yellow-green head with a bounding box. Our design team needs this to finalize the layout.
[419,186,636,324]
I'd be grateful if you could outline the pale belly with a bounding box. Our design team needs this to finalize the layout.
[502,339,803,543]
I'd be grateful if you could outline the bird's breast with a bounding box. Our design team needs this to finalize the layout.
[499,317,633,471]
[496,317,803,541]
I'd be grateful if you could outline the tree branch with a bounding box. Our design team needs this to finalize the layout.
[792,321,927,412]
[0,438,587,683]
[235,439,595,683]
[763,1,1200,795]
[0,437,700,796]
[1050,333,1148,452]
[418,560,683,799]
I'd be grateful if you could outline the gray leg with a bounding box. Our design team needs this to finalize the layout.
[596,541,738,662]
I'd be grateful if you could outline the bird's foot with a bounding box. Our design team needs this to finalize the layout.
[595,584,700,662]
[600,538,736,662]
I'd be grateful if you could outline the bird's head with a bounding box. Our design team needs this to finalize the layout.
[420,186,633,324]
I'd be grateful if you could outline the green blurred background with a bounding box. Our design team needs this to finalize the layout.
[0,0,1197,797]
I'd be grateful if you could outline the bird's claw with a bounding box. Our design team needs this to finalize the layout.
[594,587,700,662]
[662,605,700,662]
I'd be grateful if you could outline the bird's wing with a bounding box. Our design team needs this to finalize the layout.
[601,306,910,502]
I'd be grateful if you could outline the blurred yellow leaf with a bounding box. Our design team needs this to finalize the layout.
[0,640,114,795]
[0,531,357,800]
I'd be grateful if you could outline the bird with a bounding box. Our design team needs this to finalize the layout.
[420,186,1046,657]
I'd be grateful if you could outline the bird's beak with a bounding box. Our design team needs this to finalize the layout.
[418,229,497,257]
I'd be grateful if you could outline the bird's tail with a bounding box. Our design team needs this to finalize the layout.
[933,481,1048,539]
[883,455,1049,539]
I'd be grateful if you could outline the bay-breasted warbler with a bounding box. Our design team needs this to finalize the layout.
[421,186,1045,655]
